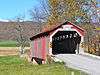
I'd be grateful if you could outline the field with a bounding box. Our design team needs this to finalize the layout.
[0,40,17,47]
[0,56,87,75]
[0,40,30,47]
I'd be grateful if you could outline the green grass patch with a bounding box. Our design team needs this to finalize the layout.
[0,40,17,47]
[0,56,87,75]
[0,40,30,47]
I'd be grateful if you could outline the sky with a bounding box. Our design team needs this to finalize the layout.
[0,0,40,21]
[0,0,99,21]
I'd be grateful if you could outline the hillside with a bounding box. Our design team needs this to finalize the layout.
[0,21,99,40]
[0,21,39,40]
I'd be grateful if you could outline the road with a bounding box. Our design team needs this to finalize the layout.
[55,54,100,75]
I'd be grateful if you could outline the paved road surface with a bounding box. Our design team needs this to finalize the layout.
[55,54,100,75]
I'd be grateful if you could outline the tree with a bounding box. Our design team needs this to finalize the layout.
[46,0,85,26]
[29,4,48,34]
[30,0,99,55]
[13,16,29,55]
[41,0,98,29]
[30,0,98,27]
[81,23,95,52]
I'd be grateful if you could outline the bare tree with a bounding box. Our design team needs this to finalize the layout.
[30,8,42,34]
[29,0,50,33]
[13,16,29,55]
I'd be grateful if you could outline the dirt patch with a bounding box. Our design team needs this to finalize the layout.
[0,50,18,56]
[0,47,30,56]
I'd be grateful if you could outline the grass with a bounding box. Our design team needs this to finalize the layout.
[0,40,17,47]
[0,55,87,75]
[0,40,30,47]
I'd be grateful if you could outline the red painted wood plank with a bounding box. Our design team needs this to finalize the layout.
[34,40,38,57]
[41,37,46,60]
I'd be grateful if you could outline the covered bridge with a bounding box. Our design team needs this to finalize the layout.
[29,21,85,64]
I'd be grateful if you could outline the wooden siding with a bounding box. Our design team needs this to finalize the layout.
[30,41,34,57]
[34,40,38,57]
[45,36,50,54]
[30,37,50,60]
[41,37,46,59]
[38,38,42,58]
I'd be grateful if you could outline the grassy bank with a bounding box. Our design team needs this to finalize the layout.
[0,56,87,75]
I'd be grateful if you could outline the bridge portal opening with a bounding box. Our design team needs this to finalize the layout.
[52,31,81,54]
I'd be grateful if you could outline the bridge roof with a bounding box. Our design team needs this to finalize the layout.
[30,21,85,40]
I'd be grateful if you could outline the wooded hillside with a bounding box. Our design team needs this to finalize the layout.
[0,21,38,40]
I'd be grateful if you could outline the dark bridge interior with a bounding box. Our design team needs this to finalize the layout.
[52,31,81,54]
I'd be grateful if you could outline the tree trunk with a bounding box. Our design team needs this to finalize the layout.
[19,45,25,55]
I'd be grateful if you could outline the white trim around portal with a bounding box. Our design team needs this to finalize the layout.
[49,26,84,55]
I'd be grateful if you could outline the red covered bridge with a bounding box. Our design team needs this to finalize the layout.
[29,21,84,64]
